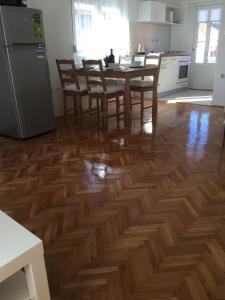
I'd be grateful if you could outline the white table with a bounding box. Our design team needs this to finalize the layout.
[0,211,51,300]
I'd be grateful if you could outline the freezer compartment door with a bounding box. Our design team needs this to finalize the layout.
[8,45,55,139]
[1,6,44,45]
[0,22,21,138]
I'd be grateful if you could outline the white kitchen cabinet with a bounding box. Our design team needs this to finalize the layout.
[138,1,182,25]
[138,1,166,23]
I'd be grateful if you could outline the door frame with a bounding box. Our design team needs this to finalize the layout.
[187,0,224,89]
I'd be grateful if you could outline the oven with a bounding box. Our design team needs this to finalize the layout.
[177,56,191,86]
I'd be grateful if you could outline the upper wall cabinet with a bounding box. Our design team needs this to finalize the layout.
[138,1,182,25]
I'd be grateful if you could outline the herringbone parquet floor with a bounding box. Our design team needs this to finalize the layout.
[1,101,225,300]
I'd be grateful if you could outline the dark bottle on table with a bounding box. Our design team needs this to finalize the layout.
[108,49,115,63]
[104,56,109,67]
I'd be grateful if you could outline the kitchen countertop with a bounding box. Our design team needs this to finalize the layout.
[135,52,191,57]
[161,53,191,57]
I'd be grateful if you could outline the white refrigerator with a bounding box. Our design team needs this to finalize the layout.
[0,5,55,139]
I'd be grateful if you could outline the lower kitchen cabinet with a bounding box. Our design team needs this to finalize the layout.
[158,57,179,93]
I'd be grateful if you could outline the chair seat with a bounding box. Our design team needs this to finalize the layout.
[89,84,124,94]
[64,83,87,92]
[106,78,125,86]
[130,80,153,88]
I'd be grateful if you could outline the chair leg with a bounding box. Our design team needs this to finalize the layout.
[97,98,100,126]
[130,91,132,110]
[88,95,92,124]
[106,97,108,129]
[223,127,225,146]
[152,87,158,123]
[73,95,78,122]
[123,96,126,124]
[141,91,144,119]
[102,96,107,128]
[77,94,82,122]
[116,96,120,123]
[63,94,67,120]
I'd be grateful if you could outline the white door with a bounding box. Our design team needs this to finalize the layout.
[190,5,222,90]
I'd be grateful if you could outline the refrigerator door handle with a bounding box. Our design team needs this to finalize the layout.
[3,45,14,48]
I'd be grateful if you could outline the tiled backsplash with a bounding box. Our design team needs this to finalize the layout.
[130,22,171,54]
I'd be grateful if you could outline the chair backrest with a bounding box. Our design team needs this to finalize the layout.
[56,59,80,90]
[145,54,162,87]
[132,54,146,66]
[82,59,107,92]
[145,55,161,66]
[118,54,132,65]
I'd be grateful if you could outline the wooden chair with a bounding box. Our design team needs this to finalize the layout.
[56,59,88,120]
[82,59,125,128]
[130,54,162,119]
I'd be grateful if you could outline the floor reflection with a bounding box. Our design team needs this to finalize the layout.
[84,154,114,188]
[128,117,157,136]
[187,111,210,160]
[111,137,126,148]
[143,122,153,134]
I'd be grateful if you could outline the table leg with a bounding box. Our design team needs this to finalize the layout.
[25,255,51,300]
[124,75,131,125]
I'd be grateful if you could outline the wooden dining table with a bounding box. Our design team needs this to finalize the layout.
[78,65,159,124]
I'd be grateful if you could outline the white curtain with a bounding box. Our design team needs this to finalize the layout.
[72,0,130,63]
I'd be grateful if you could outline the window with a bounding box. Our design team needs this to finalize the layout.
[194,5,222,64]
[72,0,130,63]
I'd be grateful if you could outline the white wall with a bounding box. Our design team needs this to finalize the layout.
[30,0,225,116]
[27,0,74,116]
[171,0,225,107]
[27,0,176,116]
[131,0,186,53]
[130,0,180,53]
[130,22,171,53]
[170,1,188,51]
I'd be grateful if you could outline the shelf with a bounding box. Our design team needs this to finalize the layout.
[0,270,30,300]
[139,21,181,26]
[138,1,182,26]
[166,4,182,25]
[164,21,182,26]
[166,4,181,10]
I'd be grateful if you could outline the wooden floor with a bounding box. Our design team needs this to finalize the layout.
[1,101,225,300]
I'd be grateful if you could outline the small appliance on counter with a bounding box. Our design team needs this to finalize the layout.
[137,42,145,54]
[0,6,55,139]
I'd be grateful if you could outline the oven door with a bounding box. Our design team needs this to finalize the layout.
[178,62,190,83]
